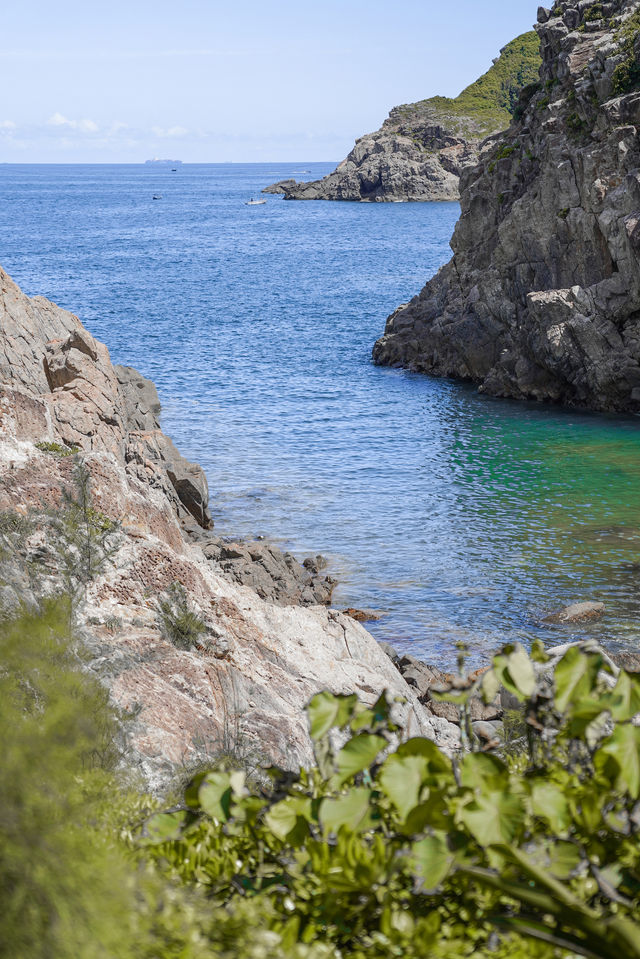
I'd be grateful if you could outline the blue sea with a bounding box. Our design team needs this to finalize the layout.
[2,162,640,668]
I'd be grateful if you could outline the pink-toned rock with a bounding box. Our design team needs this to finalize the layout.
[0,265,461,791]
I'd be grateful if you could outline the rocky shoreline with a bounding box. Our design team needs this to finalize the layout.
[0,264,463,792]
[373,0,640,413]
[2,262,634,789]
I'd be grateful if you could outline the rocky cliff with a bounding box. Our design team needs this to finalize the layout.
[264,32,541,202]
[373,0,640,412]
[0,266,460,791]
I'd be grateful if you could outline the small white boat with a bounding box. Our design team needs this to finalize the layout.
[152,194,163,200]
[245,198,266,206]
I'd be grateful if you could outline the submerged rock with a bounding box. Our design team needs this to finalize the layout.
[544,600,606,624]
[342,607,382,622]
[373,0,640,412]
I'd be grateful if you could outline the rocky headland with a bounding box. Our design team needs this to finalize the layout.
[0,265,467,792]
[264,32,541,202]
[373,0,640,412]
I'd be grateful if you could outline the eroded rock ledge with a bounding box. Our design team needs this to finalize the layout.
[0,266,460,791]
[373,0,640,412]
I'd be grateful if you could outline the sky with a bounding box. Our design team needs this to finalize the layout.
[1,0,540,163]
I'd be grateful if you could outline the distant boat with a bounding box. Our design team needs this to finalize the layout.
[152,194,163,200]
[245,198,266,206]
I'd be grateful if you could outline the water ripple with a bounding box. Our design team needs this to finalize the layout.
[1,162,640,668]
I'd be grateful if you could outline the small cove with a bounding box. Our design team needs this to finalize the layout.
[2,161,640,668]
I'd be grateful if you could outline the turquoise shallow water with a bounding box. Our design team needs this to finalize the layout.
[1,162,640,668]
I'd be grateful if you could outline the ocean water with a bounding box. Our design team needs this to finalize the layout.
[2,162,640,668]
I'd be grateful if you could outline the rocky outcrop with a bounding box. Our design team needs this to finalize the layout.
[0,282,212,529]
[265,117,474,202]
[373,0,640,412]
[0,265,460,791]
[264,32,540,202]
[380,647,503,729]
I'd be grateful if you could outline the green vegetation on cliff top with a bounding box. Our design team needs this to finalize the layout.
[396,31,541,136]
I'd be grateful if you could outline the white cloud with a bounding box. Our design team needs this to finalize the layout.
[152,124,188,138]
[47,112,99,133]
[0,119,16,130]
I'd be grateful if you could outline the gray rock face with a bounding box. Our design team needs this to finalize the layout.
[373,0,640,412]
[115,365,162,431]
[199,537,336,607]
[265,116,476,202]
[262,179,297,195]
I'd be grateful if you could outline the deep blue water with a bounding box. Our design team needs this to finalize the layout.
[2,162,640,668]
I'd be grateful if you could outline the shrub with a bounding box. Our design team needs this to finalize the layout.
[612,58,640,95]
[104,613,123,634]
[566,111,589,139]
[496,144,516,160]
[0,600,129,958]
[611,10,640,95]
[35,440,80,456]
[583,2,604,23]
[45,458,122,607]
[513,81,541,123]
[142,642,640,959]
[156,581,207,650]
[417,33,541,137]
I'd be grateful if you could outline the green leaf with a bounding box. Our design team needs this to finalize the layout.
[493,643,536,700]
[378,754,429,820]
[396,737,451,775]
[547,841,582,880]
[481,668,500,705]
[530,782,570,833]
[530,639,550,664]
[142,809,190,843]
[606,670,640,722]
[350,691,396,734]
[596,724,640,798]
[319,788,374,834]
[554,647,601,714]
[429,686,471,706]
[412,832,451,891]
[505,644,536,697]
[460,753,509,791]
[459,789,526,845]
[264,797,312,841]
[198,771,234,821]
[336,734,386,785]
[564,696,607,738]
[307,691,358,740]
